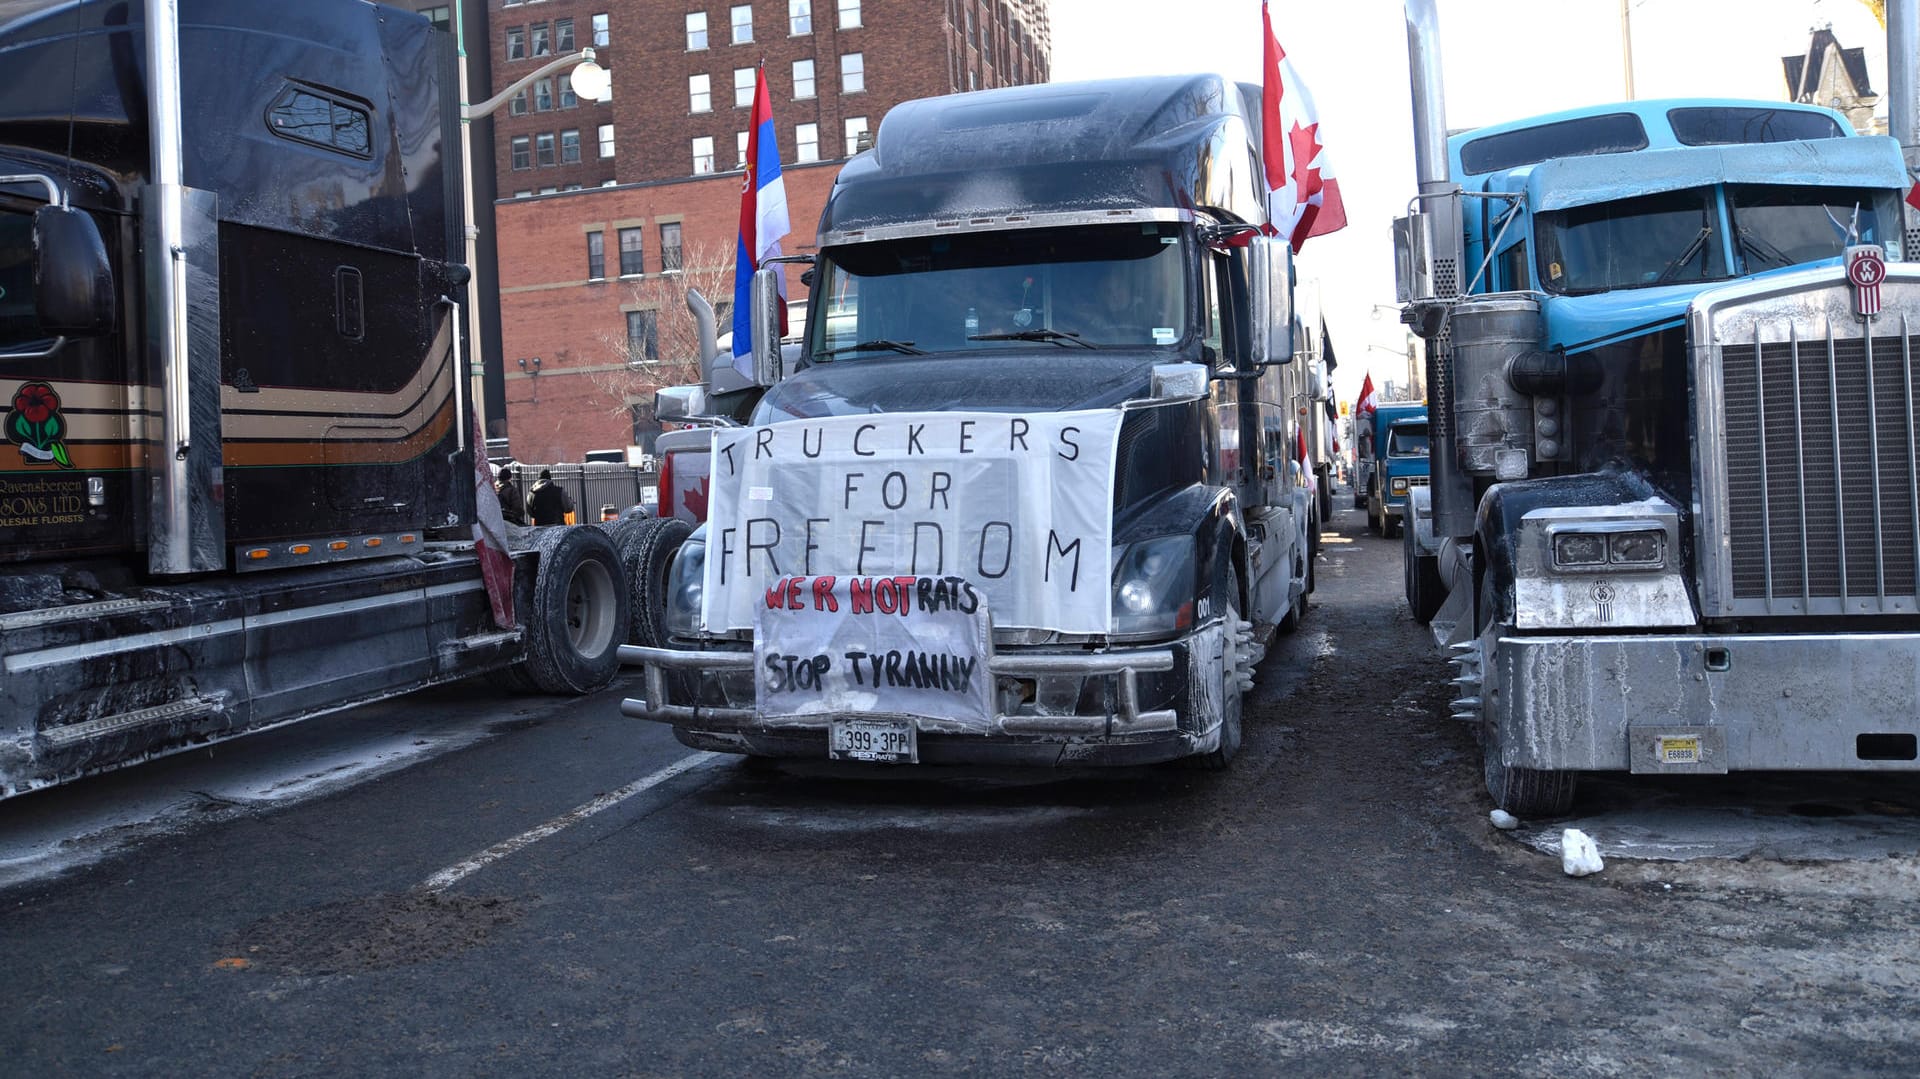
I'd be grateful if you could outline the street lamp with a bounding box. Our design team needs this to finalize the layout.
[451,1,610,449]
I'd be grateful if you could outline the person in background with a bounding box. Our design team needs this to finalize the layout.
[526,468,574,526]
[495,462,527,526]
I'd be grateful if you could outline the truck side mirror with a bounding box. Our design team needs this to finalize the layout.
[1246,234,1293,366]
[748,266,784,386]
[33,205,115,336]
[655,384,710,424]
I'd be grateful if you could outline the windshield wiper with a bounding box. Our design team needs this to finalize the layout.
[1736,226,1795,270]
[967,328,1097,349]
[818,339,924,359]
[1654,225,1712,285]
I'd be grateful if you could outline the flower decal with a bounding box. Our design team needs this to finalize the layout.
[5,381,72,468]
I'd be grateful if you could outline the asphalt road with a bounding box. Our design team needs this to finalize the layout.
[6,501,1920,1076]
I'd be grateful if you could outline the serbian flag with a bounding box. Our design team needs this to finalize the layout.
[1295,425,1309,464]
[1356,371,1378,417]
[731,66,791,377]
[469,411,514,630]
[1261,1,1347,253]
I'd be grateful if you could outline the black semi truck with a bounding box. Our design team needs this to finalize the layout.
[624,75,1315,768]
[0,0,644,796]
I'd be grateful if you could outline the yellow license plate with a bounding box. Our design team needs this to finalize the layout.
[1657,736,1702,765]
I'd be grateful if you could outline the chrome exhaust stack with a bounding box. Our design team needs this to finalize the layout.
[1399,0,1475,540]
[1890,0,1919,259]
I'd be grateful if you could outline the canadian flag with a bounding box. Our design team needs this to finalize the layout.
[1261,1,1347,253]
[1295,425,1309,464]
[1356,371,1378,417]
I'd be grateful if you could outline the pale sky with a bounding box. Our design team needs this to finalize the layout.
[1047,0,1892,404]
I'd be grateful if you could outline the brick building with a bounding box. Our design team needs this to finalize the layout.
[482,0,1053,464]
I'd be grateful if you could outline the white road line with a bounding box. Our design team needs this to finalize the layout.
[421,753,719,892]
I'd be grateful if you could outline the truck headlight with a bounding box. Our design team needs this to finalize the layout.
[664,531,707,637]
[1109,535,1196,639]
[1552,529,1664,569]
[1390,477,1409,495]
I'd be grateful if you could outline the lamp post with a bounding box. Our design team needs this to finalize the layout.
[450,2,609,449]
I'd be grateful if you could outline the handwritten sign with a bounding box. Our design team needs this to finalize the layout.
[704,410,1122,634]
[754,574,993,724]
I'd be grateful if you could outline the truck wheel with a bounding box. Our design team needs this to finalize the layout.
[1382,511,1401,539]
[1368,496,1383,535]
[1475,571,1576,816]
[1317,481,1333,527]
[1404,524,1444,624]
[523,525,630,694]
[482,661,539,693]
[1192,566,1245,770]
[610,517,692,648]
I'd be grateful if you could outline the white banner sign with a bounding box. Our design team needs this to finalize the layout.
[754,575,992,724]
[703,410,1122,634]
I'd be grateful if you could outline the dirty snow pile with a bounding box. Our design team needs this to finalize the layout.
[1561,828,1604,877]
[1488,809,1519,831]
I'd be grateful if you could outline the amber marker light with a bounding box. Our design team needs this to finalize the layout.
[289,544,312,555]
[365,537,383,547]
[330,540,350,551]
[246,548,270,560]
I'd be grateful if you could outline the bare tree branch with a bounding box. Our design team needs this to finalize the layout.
[583,238,736,424]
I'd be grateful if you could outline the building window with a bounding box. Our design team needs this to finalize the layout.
[555,17,575,51]
[598,123,616,158]
[422,6,450,30]
[839,0,861,29]
[685,11,706,50]
[505,26,525,60]
[731,4,753,44]
[534,77,553,111]
[736,130,749,170]
[795,122,818,163]
[789,0,811,34]
[530,22,550,57]
[844,115,868,156]
[536,131,555,166]
[592,12,610,46]
[510,135,530,169]
[840,52,864,94]
[692,135,715,174]
[631,402,662,453]
[968,69,977,90]
[586,231,605,279]
[509,90,528,116]
[661,222,683,273]
[626,310,659,365]
[689,73,711,113]
[734,67,755,108]
[560,73,577,108]
[964,8,973,44]
[619,227,645,276]
[561,129,581,164]
[792,59,815,100]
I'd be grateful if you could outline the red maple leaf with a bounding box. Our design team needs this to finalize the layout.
[1288,121,1324,202]
[682,476,710,520]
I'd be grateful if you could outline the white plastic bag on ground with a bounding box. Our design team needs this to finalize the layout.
[1561,828,1604,877]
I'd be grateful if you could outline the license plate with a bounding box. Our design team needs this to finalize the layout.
[829,717,918,763]
[1658,736,1702,765]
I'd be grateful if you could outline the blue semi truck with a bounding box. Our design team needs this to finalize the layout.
[1354,401,1428,538]
[1398,0,1920,814]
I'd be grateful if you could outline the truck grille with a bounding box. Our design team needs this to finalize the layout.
[1719,326,1920,614]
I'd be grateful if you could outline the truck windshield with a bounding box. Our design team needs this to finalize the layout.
[1388,424,1429,457]
[810,222,1188,358]
[0,207,50,353]
[1727,185,1879,272]
[1535,187,1727,294]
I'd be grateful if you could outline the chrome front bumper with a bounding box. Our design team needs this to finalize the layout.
[618,642,1179,737]
[1489,631,1920,773]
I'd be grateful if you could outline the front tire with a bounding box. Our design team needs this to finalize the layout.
[1192,565,1246,770]
[1475,570,1576,816]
